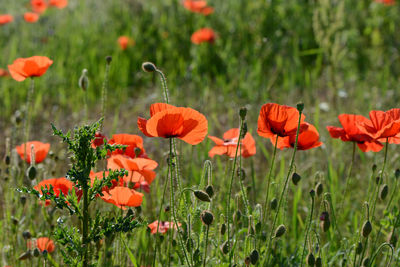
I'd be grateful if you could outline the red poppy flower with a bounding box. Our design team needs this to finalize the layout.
[107,155,158,185]
[148,220,181,234]
[90,171,123,193]
[375,0,395,5]
[183,0,214,15]
[28,237,55,253]
[16,141,50,164]
[0,14,13,25]
[24,12,39,23]
[208,128,256,158]
[92,132,107,148]
[8,56,53,82]
[257,103,308,148]
[137,103,208,145]
[31,0,47,14]
[0,68,9,77]
[380,108,400,144]
[49,0,68,8]
[357,110,400,140]
[101,186,143,209]
[133,181,150,193]
[108,134,147,158]
[326,114,383,152]
[191,28,216,44]
[34,177,74,206]
[118,36,134,50]
[281,123,322,150]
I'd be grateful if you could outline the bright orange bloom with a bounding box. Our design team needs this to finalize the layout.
[326,114,383,152]
[34,178,74,206]
[8,56,53,82]
[101,186,143,209]
[24,12,39,23]
[118,36,134,50]
[191,28,216,44]
[282,123,322,150]
[31,0,47,14]
[108,134,147,158]
[357,110,400,140]
[107,155,158,185]
[208,128,256,158]
[257,103,308,148]
[0,14,13,25]
[183,0,214,15]
[148,220,181,234]
[138,103,208,145]
[16,141,50,164]
[49,0,68,8]
[28,237,55,253]
[0,68,9,77]
[375,0,395,5]
[90,171,123,193]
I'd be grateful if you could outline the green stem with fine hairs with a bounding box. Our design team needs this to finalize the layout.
[339,141,356,214]
[238,136,250,215]
[24,78,35,162]
[300,193,315,267]
[203,225,210,267]
[100,60,111,131]
[156,69,169,104]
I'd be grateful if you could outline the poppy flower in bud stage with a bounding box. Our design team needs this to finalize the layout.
[257,103,308,149]
[24,12,40,23]
[16,141,50,164]
[8,56,53,82]
[0,14,13,25]
[148,220,181,234]
[108,134,147,158]
[183,0,214,15]
[118,36,134,50]
[358,109,400,141]
[191,28,216,44]
[107,155,158,185]
[326,114,383,152]
[0,68,9,77]
[101,186,143,209]
[31,0,47,14]
[138,103,208,145]
[208,128,256,158]
[375,0,396,5]
[34,178,75,206]
[284,123,322,150]
[49,0,68,8]
[28,237,55,253]
[90,171,123,193]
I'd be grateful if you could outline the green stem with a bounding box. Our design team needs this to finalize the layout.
[300,194,315,267]
[82,184,89,267]
[100,61,111,131]
[24,78,35,162]
[203,225,210,267]
[339,141,356,213]
[156,69,169,104]
[238,139,250,215]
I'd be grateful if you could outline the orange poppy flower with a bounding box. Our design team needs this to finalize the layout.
[16,141,50,164]
[375,0,395,5]
[34,178,74,206]
[49,0,68,8]
[101,186,143,209]
[379,108,400,144]
[208,128,256,158]
[281,123,322,150]
[183,0,214,15]
[90,171,123,193]
[357,110,400,140]
[8,56,53,82]
[0,14,13,25]
[326,114,383,152]
[191,28,216,44]
[36,237,55,253]
[24,12,39,23]
[148,220,181,234]
[257,103,308,148]
[137,103,208,145]
[118,36,134,50]
[0,68,9,77]
[31,0,47,14]
[108,134,147,158]
[107,155,158,185]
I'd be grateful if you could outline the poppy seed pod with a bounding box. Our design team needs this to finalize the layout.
[296,102,304,112]
[78,69,89,91]
[356,241,363,254]
[205,185,214,198]
[142,62,157,72]
[220,223,226,235]
[306,252,315,266]
[105,56,112,64]
[372,164,377,172]
[315,182,323,196]
[270,198,278,210]
[395,168,400,179]
[26,165,37,180]
[379,184,389,200]
[194,190,211,202]
[201,210,214,225]
[292,173,301,185]
[315,256,322,267]
[362,220,372,237]
[239,107,247,120]
[250,249,259,265]
[220,240,230,254]
[274,224,286,238]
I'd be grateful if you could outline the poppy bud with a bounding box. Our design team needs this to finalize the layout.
[220,240,230,254]
[22,231,31,239]
[193,248,200,262]
[26,165,37,180]
[33,248,40,257]
[20,196,27,206]
[201,210,214,226]
[361,257,369,267]
[4,155,10,165]
[11,216,19,225]
[105,56,112,64]
[14,110,23,125]
[134,147,142,157]
[248,223,255,236]
[372,164,377,172]
[292,173,301,185]
[306,252,315,266]
[375,176,381,185]
[270,198,278,210]
[78,69,89,91]
[244,256,251,266]
[309,189,316,198]
[42,250,48,258]
[250,249,259,265]
[220,223,226,235]
[186,238,194,252]
[274,224,286,238]
[296,102,304,112]
[387,230,397,246]
[205,185,214,198]
[356,241,363,254]
[241,122,248,138]
[18,250,32,260]
[237,168,246,180]
[315,257,322,267]
[239,107,247,120]
[315,182,323,197]
[194,190,211,202]
[142,62,157,72]
[379,184,388,200]
[164,205,170,212]
[320,219,330,232]
[395,169,400,179]
[362,220,372,237]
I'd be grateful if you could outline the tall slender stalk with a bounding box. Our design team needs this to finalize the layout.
[339,141,356,213]
[100,57,111,131]
[301,191,315,267]
[82,182,89,267]
[238,140,250,215]
[24,78,35,162]
[203,225,210,267]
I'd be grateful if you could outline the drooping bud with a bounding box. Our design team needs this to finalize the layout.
[309,189,316,198]
[20,196,27,206]
[315,256,322,267]
[194,190,211,202]
[220,240,230,254]
[362,220,372,237]
[250,249,259,265]
[205,185,214,198]
[164,205,170,212]
[142,62,157,72]
[296,102,304,112]
[319,211,330,232]
[237,168,246,180]
[270,198,278,210]
[193,248,200,262]
[379,184,389,200]
[372,164,377,172]
[78,69,89,91]
[315,182,323,197]
[14,110,23,125]
[306,252,315,266]
[274,224,286,238]
[234,210,242,222]
[105,56,112,64]
[26,165,37,180]
[186,238,194,252]
[292,173,301,185]
[375,176,381,185]
[201,210,214,226]
[220,223,226,235]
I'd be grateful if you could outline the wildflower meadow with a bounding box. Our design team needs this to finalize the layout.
[1,0,400,266]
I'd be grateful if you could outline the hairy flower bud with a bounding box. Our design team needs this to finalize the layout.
[270,198,278,210]
[315,256,322,267]
[201,210,214,226]
[274,224,286,238]
[306,253,315,266]
[142,62,157,72]
[250,249,259,265]
[26,165,37,180]
[105,56,112,64]
[78,69,89,91]
[194,190,211,202]
[205,185,214,198]
[292,172,301,185]
[379,184,389,200]
[315,182,323,197]
[296,102,304,112]
[362,220,372,238]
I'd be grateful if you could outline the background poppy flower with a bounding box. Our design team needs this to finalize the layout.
[8,56,53,82]
[285,123,322,150]
[49,0,68,8]
[375,0,395,5]
[138,103,208,145]
[148,220,180,234]
[0,68,9,77]
[133,181,150,193]
[183,0,214,15]
[34,178,74,206]
[0,14,13,25]
[108,134,146,158]
[101,186,143,209]
[36,237,55,253]
[208,128,256,158]
[326,114,383,152]
[118,36,134,50]
[31,0,47,14]
[24,12,40,23]
[191,28,216,44]
[16,141,50,164]
[358,110,400,140]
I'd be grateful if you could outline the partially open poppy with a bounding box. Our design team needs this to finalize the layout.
[49,0,68,8]
[34,177,74,206]
[107,155,158,185]
[138,103,208,145]
[118,36,134,50]
[28,237,55,253]
[101,186,143,209]
[108,134,146,158]
[8,56,53,82]
[284,123,322,150]
[31,0,47,14]
[148,220,181,234]
[0,14,13,25]
[380,108,400,144]
[208,128,256,158]
[24,12,40,23]
[191,28,216,44]
[16,141,50,164]
[358,110,400,140]
[183,0,214,15]
[326,114,383,152]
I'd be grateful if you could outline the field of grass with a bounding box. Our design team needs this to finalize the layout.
[1,0,400,266]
